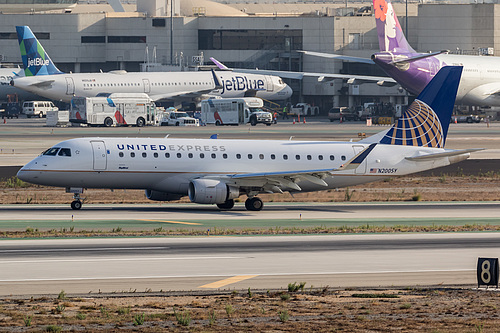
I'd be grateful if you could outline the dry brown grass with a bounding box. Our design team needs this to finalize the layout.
[0,288,498,332]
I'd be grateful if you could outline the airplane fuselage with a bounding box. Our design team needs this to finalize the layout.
[17,137,463,197]
[373,52,500,106]
[11,71,292,103]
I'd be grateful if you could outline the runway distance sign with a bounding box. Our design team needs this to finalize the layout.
[477,257,499,288]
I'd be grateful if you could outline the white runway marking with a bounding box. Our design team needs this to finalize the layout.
[0,256,246,264]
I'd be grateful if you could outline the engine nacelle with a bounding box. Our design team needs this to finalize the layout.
[188,179,239,204]
[145,189,183,202]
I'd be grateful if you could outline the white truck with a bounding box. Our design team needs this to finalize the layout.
[160,109,199,126]
[289,103,320,116]
[200,97,273,126]
[70,93,156,127]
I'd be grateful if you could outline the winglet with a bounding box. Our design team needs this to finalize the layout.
[210,57,230,70]
[211,69,222,90]
[338,143,377,171]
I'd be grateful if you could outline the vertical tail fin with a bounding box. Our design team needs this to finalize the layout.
[373,0,415,53]
[379,66,463,148]
[16,26,64,76]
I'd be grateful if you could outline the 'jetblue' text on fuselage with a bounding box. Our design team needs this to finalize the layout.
[220,75,264,95]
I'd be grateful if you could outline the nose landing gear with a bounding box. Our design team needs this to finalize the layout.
[66,188,84,210]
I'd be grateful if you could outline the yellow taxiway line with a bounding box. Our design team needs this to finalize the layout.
[138,219,202,226]
[199,275,259,289]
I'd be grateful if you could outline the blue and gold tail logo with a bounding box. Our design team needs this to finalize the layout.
[380,99,444,148]
[379,66,463,148]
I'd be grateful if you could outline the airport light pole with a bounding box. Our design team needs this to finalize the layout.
[405,0,408,40]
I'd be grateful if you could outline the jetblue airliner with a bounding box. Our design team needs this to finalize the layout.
[10,26,292,103]
[17,67,480,211]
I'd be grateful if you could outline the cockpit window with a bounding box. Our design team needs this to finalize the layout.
[43,148,60,156]
[58,148,71,157]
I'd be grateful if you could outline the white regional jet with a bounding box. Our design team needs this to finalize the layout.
[17,67,480,211]
[10,26,292,103]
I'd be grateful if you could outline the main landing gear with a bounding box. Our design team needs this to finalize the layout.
[245,197,263,211]
[216,197,264,211]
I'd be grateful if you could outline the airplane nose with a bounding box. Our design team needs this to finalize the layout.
[285,85,293,97]
[16,168,28,181]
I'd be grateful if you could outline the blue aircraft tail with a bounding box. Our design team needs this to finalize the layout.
[16,26,64,76]
[379,66,462,148]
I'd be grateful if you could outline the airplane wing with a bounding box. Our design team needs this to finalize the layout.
[149,69,222,102]
[405,148,484,161]
[206,144,377,193]
[299,50,375,64]
[209,57,395,86]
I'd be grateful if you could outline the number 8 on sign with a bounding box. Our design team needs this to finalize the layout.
[477,258,499,288]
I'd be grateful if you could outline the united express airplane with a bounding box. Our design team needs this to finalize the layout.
[17,67,480,211]
[10,26,292,103]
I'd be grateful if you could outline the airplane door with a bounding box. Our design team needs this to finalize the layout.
[65,77,75,95]
[91,141,107,170]
[264,75,273,92]
[143,79,151,93]
[352,145,367,174]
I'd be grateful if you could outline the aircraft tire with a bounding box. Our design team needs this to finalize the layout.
[136,117,145,127]
[215,120,221,126]
[217,199,235,210]
[104,117,113,127]
[245,197,263,211]
[71,200,82,210]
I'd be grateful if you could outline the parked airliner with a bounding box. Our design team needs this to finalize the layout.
[17,67,480,211]
[0,67,39,101]
[302,0,500,106]
[10,26,292,103]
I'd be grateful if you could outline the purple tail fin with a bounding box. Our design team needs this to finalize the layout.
[373,0,415,53]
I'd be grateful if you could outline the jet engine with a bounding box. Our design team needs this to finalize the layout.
[145,189,183,202]
[188,179,239,204]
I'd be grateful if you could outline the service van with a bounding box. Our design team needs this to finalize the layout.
[200,97,272,126]
[70,93,156,127]
[23,101,58,118]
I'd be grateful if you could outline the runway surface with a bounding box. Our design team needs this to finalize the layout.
[0,233,496,296]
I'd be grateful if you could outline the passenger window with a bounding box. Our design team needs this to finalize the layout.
[318,155,323,161]
[58,148,71,157]
[341,156,346,161]
[271,154,275,160]
[142,152,147,158]
[130,152,135,157]
[177,153,182,158]
[119,152,124,157]
[153,152,158,158]
[211,153,216,159]
[188,153,193,158]
[248,154,253,159]
[283,154,288,160]
[200,153,205,158]
[330,155,334,161]
[223,153,228,159]
[165,152,170,158]
[236,154,241,159]
[259,154,264,160]
[295,155,300,160]
[43,148,60,156]
[307,155,312,160]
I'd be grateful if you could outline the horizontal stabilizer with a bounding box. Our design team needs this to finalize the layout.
[405,148,484,161]
[389,50,449,65]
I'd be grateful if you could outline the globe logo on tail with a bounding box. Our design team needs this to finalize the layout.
[380,99,444,148]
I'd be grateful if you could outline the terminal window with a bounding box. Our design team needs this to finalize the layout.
[81,36,105,43]
[0,32,49,40]
[108,36,146,43]
[198,30,302,50]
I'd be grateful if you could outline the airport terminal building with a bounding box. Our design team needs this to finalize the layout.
[0,0,497,113]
